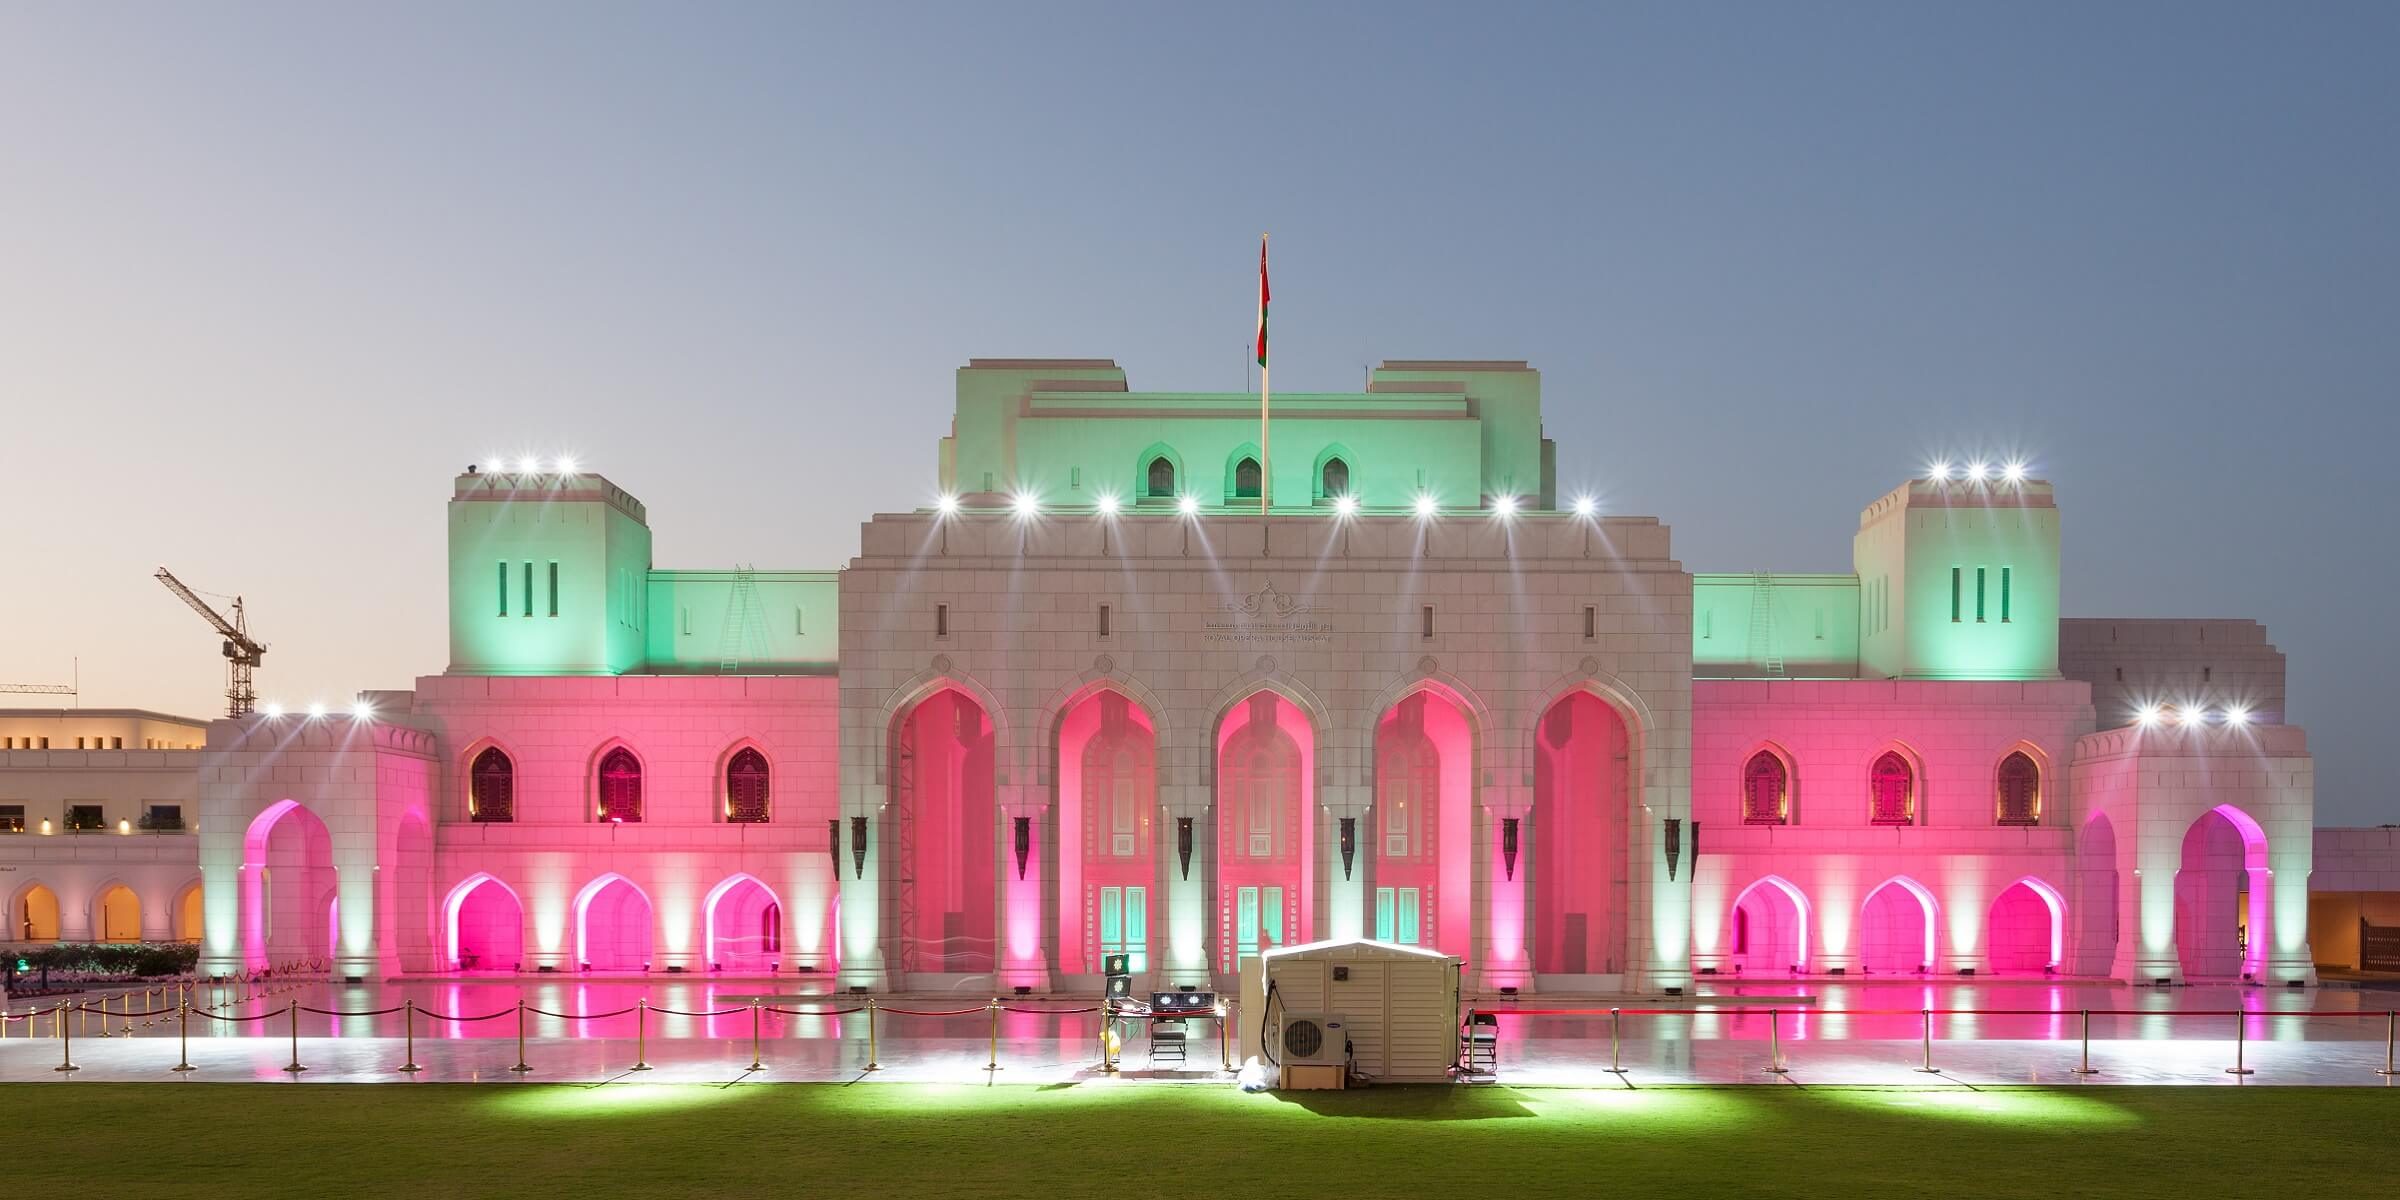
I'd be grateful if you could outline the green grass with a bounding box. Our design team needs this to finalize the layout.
[11,1082,2390,1198]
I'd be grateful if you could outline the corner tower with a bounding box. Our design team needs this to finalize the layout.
[446,468,652,674]
[1854,475,2060,680]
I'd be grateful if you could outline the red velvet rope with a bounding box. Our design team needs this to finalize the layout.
[524,1005,639,1020]
[1467,1006,2398,1019]
[417,1008,516,1022]
[764,1006,866,1016]
[875,1005,990,1017]
[296,1005,409,1017]
[646,1007,746,1018]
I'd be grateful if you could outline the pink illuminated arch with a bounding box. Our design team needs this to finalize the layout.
[1057,685,1158,976]
[704,873,784,972]
[573,872,654,971]
[1533,688,1632,975]
[240,799,335,969]
[2176,803,2271,978]
[1859,876,1939,973]
[1987,876,2066,973]
[1729,875,1811,972]
[1215,687,1315,974]
[441,873,524,971]
[891,685,997,975]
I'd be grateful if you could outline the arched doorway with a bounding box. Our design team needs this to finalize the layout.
[1059,689,1156,976]
[1987,880,2063,975]
[575,875,654,972]
[1533,690,1629,976]
[446,875,523,972]
[706,875,783,973]
[1730,877,1808,976]
[2074,814,2119,975]
[242,800,336,969]
[1373,690,1472,955]
[12,882,60,941]
[2177,806,2268,978]
[892,687,997,975]
[1217,691,1311,974]
[174,880,204,942]
[95,884,141,943]
[1859,878,1936,974]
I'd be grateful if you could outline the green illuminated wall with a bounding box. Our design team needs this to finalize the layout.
[445,472,653,675]
[643,570,839,673]
[1854,479,2060,681]
[941,359,1553,508]
[1692,573,1862,678]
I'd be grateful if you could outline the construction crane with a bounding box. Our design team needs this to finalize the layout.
[155,567,266,717]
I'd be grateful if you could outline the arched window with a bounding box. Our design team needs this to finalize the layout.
[470,747,514,823]
[762,903,783,953]
[597,748,643,822]
[1996,752,2041,826]
[1321,456,1349,498]
[1146,457,1176,499]
[1233,457,1262,499]
[1742,751,1789,825]
[726,747,770,823]
[1869,752,1914,826]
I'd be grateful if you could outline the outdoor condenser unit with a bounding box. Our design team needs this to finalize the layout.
[1277,1012,1349,1066]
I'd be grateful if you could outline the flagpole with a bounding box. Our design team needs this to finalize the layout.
[1259,232,1270,516]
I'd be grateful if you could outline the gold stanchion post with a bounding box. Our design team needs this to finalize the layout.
[1916,1009,1939,1073]
[1765,1008,1789,1075]
[1219,1002,1232,1072]
[985,999,1001,1072]
[1607,1007,1628,1075]
[54,1002,77,1073]
[749,1002,764,1072]
[2227,1010,2255,1076]
[2076,1008,2099,1075]
[632,998,652,1071]
[511,1000,531,1073]
[284,1002,306,1073]
[173,999,196,1072]
[865,998,880,1071]
[2379,1012,2397,1077]
[400,999,422,1074]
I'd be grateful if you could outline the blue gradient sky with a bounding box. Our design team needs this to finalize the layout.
[3,3,2394,821]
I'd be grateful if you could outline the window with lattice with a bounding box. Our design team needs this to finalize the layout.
[1742,751,1789,825]
[1869,751,1913,826]
[597,748,643,822]
[1996,752,2041,826]
[726,747,770,823]
[470,747,514,823]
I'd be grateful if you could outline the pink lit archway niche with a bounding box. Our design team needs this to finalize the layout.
[1986,878,2066,974]
[1729,876,1809,975]
[1857,876,1938,974]
[2176,804,2271,978]
[892,686,997,975]
[1533,690,1629,975]
[240,799,337,970]
[1372,688,1473,958]
[443,874,524,972]
[1216,690,1314,974]
[1057,688,1157,977]
[574,873,655,972]
[705,874,784,973]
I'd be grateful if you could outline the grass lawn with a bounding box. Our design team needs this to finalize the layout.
[10,1082,2391,1198]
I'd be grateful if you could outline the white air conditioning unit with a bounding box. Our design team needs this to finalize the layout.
[1278,1012,1348,1066]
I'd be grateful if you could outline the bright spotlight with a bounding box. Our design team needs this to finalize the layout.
[1492,494,1519,517]
[556,456,578,475]
[1333,494,1358,516]
[1572,495,1597,517]
[1966,461,1990,483]
[1927,461,1952,482]
[516,456,538,474]
[935,493,959,515]
[260,702,285,719]
[2136,705,2162,728]
[2002,460,2027,484]
[1177,494,1200,516]
[483,459,505,474]
[1414,494,1439,518]
[1012,493,1040,518]
[306,702,327,720]
[351,701,374,721]
[1095,493,1120,515]
[2225,706,2250,726]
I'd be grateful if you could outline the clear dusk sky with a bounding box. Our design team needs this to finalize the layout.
[2,3,2394,822]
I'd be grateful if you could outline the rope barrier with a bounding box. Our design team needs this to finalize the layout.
[763,1005,867,1016]
[876,1005,989,1017]
[417,1007,517,1022]
[524,1006,640,1020]
[295,1005,409,1017]
[646,1006,747,1018]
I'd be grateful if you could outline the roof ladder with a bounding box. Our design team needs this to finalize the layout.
[1749,571,1785,678]
[717,565,773,672]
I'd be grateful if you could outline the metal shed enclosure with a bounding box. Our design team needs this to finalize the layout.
[1238,938,1461,1084]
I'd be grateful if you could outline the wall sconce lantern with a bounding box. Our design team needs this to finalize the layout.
[1501,817,1520,881]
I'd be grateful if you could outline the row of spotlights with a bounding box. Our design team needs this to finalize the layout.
[258,702,375,721]
[2136,705,2250,728]
[483,457,579,475]
[937,492,1585,519]
[1926,460,2030,485]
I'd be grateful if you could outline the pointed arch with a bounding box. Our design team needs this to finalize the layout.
[1214,686,1316,973]
[586,739,647,823]
[704,873,785,971]
[872,667,1015,787]
[1739,741,1799,825]
[1133,442,1185,501]
[457,736,520,823]
[441,873,524,971]
[240,799,334,968]
[1054,682,1161,975]
[1860,876,1940,973]
[1993,742,2049,826]
[1988,876,2066,973]
[1310,442,1357,502]
[1222,441,1265,503]
[89,878,143,943]
[172,876,205,942]
[8,878,61,942]
[717,738,774,823]
[1730,875,1812,970]
[573,872,654,971]
[1866,740,1924,826]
